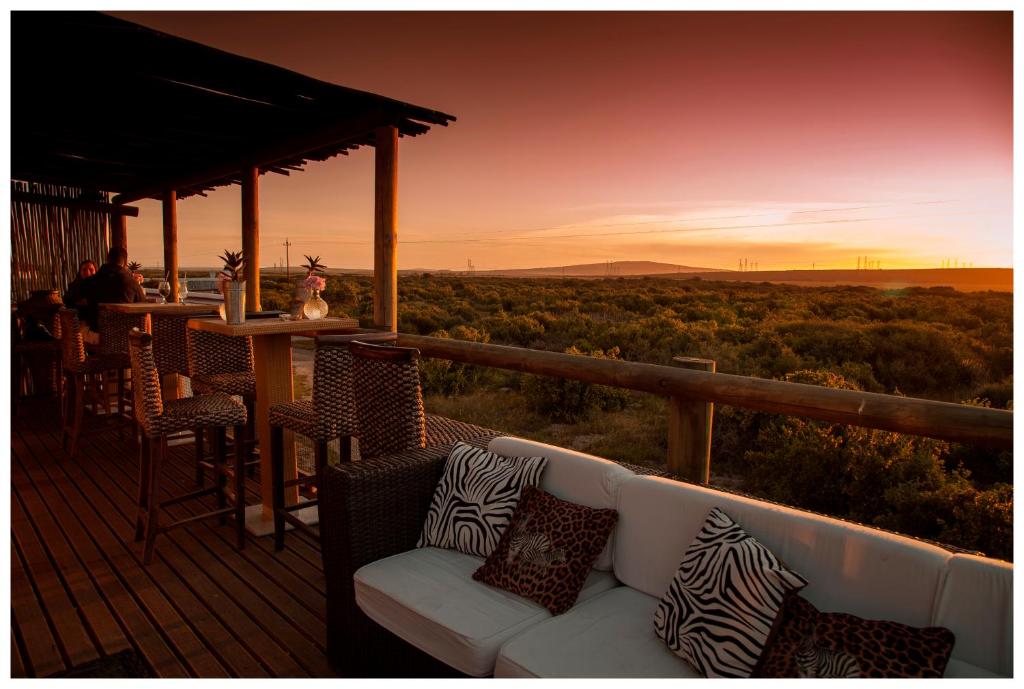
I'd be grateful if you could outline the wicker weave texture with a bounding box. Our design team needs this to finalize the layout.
[150,313,192,377]
[350,346,426,459]
[129,330,247,437]
[98,309,149,358]
[57,308,123,373]
[186,329,254,379]
[319,435,496,677]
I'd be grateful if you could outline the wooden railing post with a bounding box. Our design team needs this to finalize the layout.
[373,125,398,332]
[161,190,178,303]
[667,357,716,483]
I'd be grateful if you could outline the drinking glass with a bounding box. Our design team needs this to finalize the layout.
[178,277,189,303]
[157,280,171,303]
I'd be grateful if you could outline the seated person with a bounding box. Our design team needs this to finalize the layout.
[79,247,147,345]
[62,259,97,308]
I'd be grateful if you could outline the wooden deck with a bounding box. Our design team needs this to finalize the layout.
[11,398,334,678]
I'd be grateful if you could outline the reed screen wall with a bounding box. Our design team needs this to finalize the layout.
[11,181,111,302]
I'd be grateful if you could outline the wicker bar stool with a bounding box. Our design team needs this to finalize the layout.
[58,308,137,458]
[186,329,258,486]
[97,307,149,426]
[348,340,496,458]
[128,330,248,564]
[269,337,360,550]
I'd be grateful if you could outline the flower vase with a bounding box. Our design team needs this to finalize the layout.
[302,289,328,320]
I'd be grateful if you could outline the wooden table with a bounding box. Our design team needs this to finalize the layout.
[102,302,218,316]
[187,316,360,535]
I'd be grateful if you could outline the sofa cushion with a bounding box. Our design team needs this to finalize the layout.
[488,436,634,570]
[614,476,951,628]
[654,507,807,678]
[943,658,1004,678]
[354,546,619,677]
[418,442,547,558]
[473,485,618,615]
[495,586,700,678]
[755,593,955,678]
[932,554,1013,677]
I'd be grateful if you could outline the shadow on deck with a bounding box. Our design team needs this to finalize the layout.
[11,398,334,678]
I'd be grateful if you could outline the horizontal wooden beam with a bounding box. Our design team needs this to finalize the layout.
[11,191,140,216]
[113,110,394,203]
[395,334,1013,450]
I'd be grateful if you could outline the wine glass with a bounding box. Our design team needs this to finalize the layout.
[157,279,171,304]
[178,275,189,303]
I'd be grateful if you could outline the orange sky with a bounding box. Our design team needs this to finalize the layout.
[112,11,1012,272]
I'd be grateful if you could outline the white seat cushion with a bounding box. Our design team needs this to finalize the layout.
[943,658,1004,678]
[614,476,952,627]
[495,586,700,678]
[354,546,619,677]
[933,554,1013,677]
[488,436,634,570]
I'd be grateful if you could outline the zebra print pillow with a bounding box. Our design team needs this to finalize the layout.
[417,442,548,558]
[653,507,808,678]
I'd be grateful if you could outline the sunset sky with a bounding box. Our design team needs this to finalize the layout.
[113,11,1012,272]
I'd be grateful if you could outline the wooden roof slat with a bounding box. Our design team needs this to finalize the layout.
[12,11,456,197]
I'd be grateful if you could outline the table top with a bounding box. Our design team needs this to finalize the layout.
[187,315,360,337]
[101,302,218,316]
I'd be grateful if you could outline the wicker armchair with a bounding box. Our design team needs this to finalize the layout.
[129,330,248,564]
[318,435,497,677]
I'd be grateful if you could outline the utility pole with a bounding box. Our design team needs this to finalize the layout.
[282,237,292,279]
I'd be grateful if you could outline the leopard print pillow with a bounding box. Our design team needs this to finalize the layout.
[472,485,618,615]
[754,593,956,678]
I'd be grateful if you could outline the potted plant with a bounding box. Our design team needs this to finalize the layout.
[218,250,246,324]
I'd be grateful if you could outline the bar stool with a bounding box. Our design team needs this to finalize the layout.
[128,330,248,564]
[58,308,136,459]
[348,340,496,458]
[97,307,148,427]
[186,329,257,486]
[269,337,360,550]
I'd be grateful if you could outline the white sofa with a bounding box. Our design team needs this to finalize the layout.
[351,437,1013,678]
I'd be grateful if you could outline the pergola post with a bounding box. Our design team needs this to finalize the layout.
[162,190,179,303]
[110,213,128,253]
[373,125,398,332]
[241,165,260,311]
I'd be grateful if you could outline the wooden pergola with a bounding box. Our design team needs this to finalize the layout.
[11,11,456,330]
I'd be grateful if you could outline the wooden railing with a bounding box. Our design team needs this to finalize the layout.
[395,334,1014,481]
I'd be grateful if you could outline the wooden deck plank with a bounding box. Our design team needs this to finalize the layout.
[12,629,27,678]
[74,429,329,676]
[13,427,197,678]
[10,398,336,678]
[11,541,65,677]
[16,420,261,678]
[10,450,130,660]
[70,422,319,676]
[11,488,107,667]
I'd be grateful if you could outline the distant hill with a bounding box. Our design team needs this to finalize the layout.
[476,260,726,277]
[673,268,1011,293]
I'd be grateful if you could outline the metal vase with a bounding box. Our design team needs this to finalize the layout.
[224,281,246,325]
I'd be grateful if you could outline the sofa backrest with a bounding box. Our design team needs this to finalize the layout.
[613,475,952,629]
[932,554,1013,676]
[488,436,634,571]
